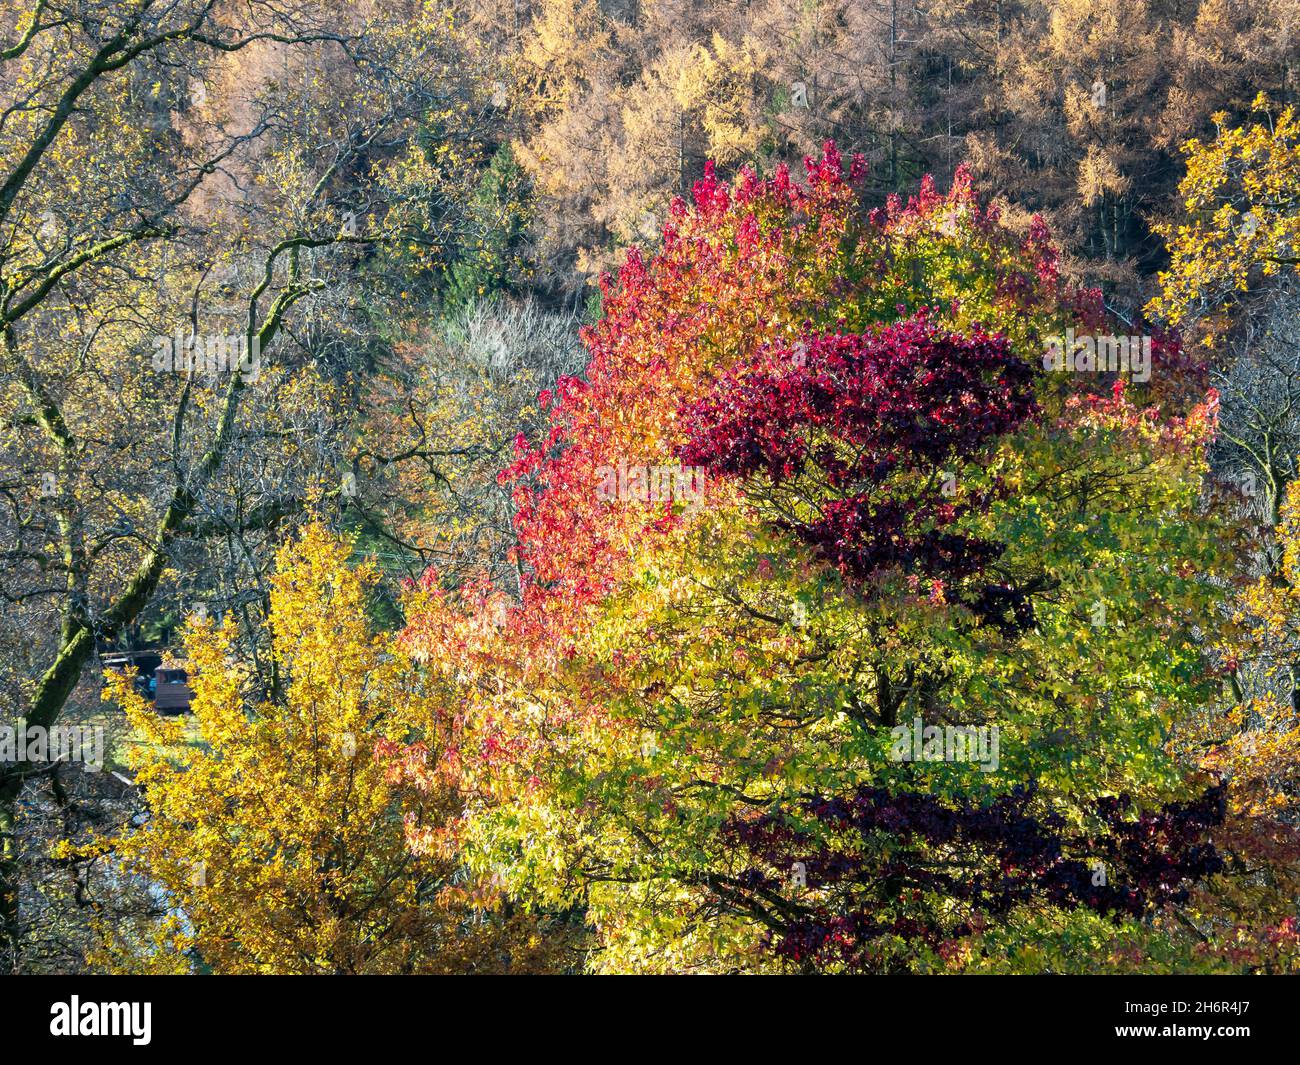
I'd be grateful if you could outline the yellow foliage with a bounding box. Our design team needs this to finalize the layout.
[1150,99,1300,339]
[83,523,575,973]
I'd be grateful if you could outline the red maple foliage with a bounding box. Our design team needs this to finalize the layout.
[677,315,1038,581]
[494,144,1077,649]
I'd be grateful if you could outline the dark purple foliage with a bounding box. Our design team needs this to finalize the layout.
[716,783,1226,971]
[678,314,1038,583]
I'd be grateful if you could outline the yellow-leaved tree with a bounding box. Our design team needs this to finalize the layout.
[74,523,578,974]
[1149,96,1300,342]
[1163,473,1300,973]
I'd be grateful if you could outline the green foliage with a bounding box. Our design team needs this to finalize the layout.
[442,145,533,312]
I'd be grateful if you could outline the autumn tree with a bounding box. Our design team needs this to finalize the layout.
[1114,110,1300,975]
[71,522,578,973]
[0,0,497,969]
[495,0,1299,300]
[1149,96,1300,343]
[1164,474,1300,975]
[395,149,1230,972]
